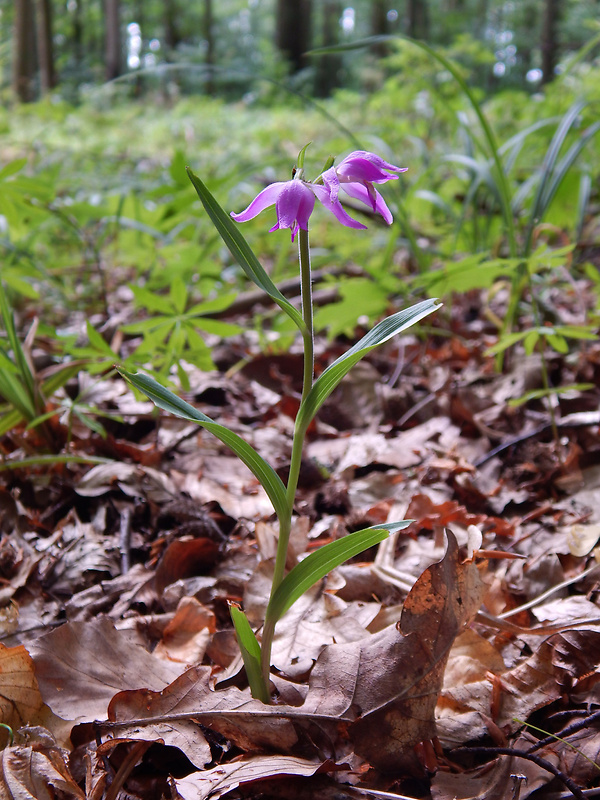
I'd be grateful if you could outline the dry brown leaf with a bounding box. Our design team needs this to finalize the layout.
[430,743,555,800]
[555,725,600,786]
[498,630,600,728]
[0,726,85,800]
[107,665,300,754]
[28,617,187,723]
[436,629,506,747]
[302,530,483,769]
[0,645,64,741]
[155,539,221,594]
[174,756,333,800]
[153,597,216,665]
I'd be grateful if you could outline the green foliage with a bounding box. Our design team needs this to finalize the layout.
[0,282,76,443]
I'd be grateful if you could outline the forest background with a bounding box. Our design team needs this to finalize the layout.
[3,1,600,799]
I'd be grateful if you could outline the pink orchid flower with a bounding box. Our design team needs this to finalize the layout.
[322,150,407,225]
[231,177,365,242]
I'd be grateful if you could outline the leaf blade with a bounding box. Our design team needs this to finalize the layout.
[297,298,440,429]
[119,369,289,522]
[186,168,306,332]
[267,521,412,622]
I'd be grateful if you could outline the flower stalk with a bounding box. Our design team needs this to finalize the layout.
[122,151,441,705]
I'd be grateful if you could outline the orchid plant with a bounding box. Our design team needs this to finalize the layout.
[121,147,440,703]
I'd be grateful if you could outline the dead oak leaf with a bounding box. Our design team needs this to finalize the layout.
[0,645,62,741]
[0,726,84,800]
[107,666,300,754]
[28,617,187,724]
[303,530,484,770]
[497,629,600,728]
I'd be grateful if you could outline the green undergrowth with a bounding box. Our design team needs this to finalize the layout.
[1,42,600,440]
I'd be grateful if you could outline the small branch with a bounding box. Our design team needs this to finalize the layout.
[453,746,586,800]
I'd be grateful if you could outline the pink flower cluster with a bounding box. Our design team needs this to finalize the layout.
[231,151,406,241]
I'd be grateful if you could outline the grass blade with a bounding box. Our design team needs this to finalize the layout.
[120,369,289,522]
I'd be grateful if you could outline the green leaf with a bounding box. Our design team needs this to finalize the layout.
[508,384,595,407]
[524,330,539,356]
[170,277,188,315]
[119,369,289,523]
[229,604,269,703]
[267,521,412,623]
[297,298,440,431]
[86,322,118,358]
[0,159,27,181]
[185,168,306,333]
[544,333,568,354]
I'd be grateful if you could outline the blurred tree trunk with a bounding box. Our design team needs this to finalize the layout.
[105,0,121,81]
[36,0,56,93]
[407,0,429,40]
[12,0,37,101]
[72,0,83,71]
[540,0,561,84]
[204,0,215,94]
[276,0,312,74]
[371,0,389,55]
[519,1,538,77]
[314,0,341,97]
[164,0,181,51]
[474,0,488,39]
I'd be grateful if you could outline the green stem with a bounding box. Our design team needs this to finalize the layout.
[260,228,314,691]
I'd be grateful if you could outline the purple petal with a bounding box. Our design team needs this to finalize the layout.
[340,182,394,225]
[275,181,315,241]
[311,184,367,230]
[230,182,286,222]
[336,151,407,184]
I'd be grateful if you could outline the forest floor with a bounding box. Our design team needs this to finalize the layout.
[2,268,600,800]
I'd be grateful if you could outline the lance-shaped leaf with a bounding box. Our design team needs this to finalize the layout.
[266,521,412,624]
[229,604,269,703]
[186,168,305,333]
[297,298,440,430]
[119,370,288,523]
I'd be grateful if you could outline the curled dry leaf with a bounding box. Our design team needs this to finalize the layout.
[303,530,484,769]
[153,596,216,665]
[497,628,600,728]
[0,726,85,800]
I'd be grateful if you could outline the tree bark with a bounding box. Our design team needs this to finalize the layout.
[204,0,215,94]
[407,0,429,40]
[104,0,121,81]
[164,0,181,51]
[540,0,561,84]
[370,0,389,55]
[12,0,37,102]
[314,0,341,97]
[276,0,312,74]
[36,0,56,94]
